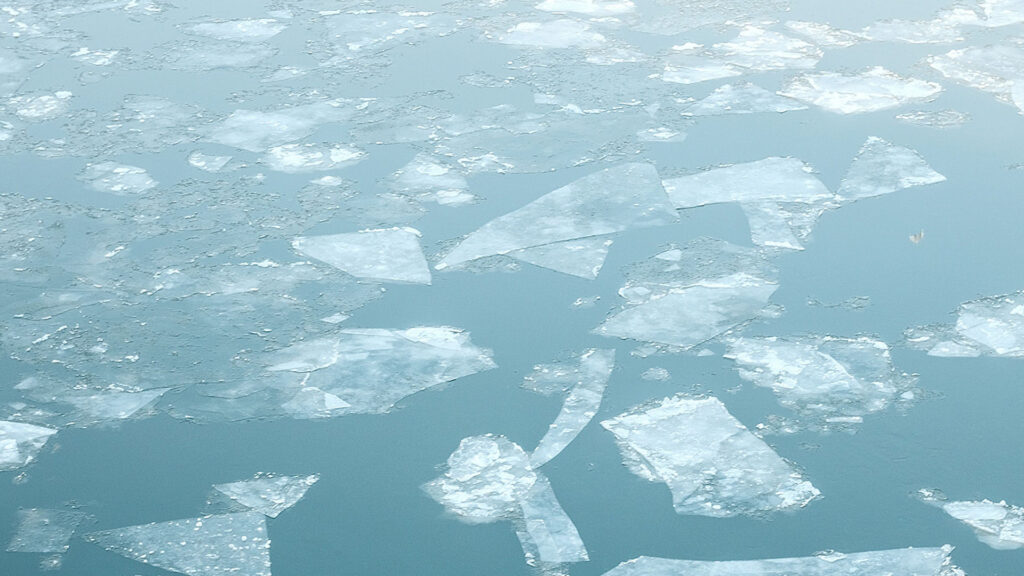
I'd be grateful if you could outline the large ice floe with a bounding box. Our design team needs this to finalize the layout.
[928,41,1024,112]
[595,238,780,348]
[524,349,616,467]
[919,489,1024,550]
[0,420,58,471]
[600,394,821,517]
[779,67,943,113]
[84,511,272,576]
[601,546,961,576]
[838,137,946,201]
[264,327,496,414]
[905,290,1024,357]
[292,227,431,285]
[424,435,588,571]
[682,82,808,116]
[724,336,918,431]
[7,508,88,553]
[436,163,677,276]
[212,474,320,518]
[662,26,822,84]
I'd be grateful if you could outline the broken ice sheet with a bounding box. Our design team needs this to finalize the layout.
[77,162,157,195]
[7,91,72,121]
[206,101,355,152]
[663,27,821,85]
[724,336,917,430]
[264,327,495,414]
[185,19,287,42]
[935,497,1024,550]
[527,349,615,467]
[779,67,943,113]
[601,394,820,517]
[896,109,970,128]
[837,137,945,202]
[293,227,431,285]
[905,289,1024,357]
[0,420,57,471]
[511,237,614,279]
[683,82,808,116]
[261,142,364,173]
[536,0,636,16]
[83,512,271,576]
[212,474,319,518]
[386,153,474,206]
[496,19,607,49]
[784,21,863,48]
[423,435,587,567]
[601,546,959,576]
[7,508,88,553]
[437,163,676,270]
[928,42,1024,109]
[13,376,170,428]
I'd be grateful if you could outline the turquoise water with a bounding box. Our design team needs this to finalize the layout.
[1,1,1023,575]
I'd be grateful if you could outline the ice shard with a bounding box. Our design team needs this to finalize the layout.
[7,508,88,553]
[212,474,320,518]
[510,237,614,279]
[0,420,57,471]
[83,512,271,576]
[206,102,354,152]
[928,43,1024,107]
[261,143,364,173]
[602,547,959,576]
[516,475,589,565]
[779,67,943,113]
[78,162,158,195]
[663,27,821,84]
[497,20,606,49]
[941,499,1024,550]
[837,137,945,201]
[436,163,677,269]
[905,290,1024,357]
[293,227,431,285]
[683,83,808,116]
[600,394,820,517]
[529,349,615,467]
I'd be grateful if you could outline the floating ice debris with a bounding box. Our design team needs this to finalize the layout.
[387,153,473,206]
[905,290,1024,357]
[437,163,676,270]
[281,387,351,419]
[262,143,364,173]
[529,349,615,467]
[602,546,959,576]
[683,83,807,116]
[860,9,975,44]
[187,19,287,42]
[154,40,276,71]
[896,109,970,128]
[943,499,1024,549]
[424,435,588,568]
[724,336,917,430]
[0,420,57,471]
[83,512,271,576]
[928,43,1024,109]
[7,508,88,553]
[206,102,353,152]
[188,151,233,172]
[784,21,863,48]
[213,474,320,518]
[978,0,1024,27]
[7,91,72,121]
[641,367,670,381]
[293,228,430,285]
[536,0,636,15]
[663,27,821,85]
[780,67,943,113]
[70,47,120,66]
[77,162,157,195]
[511,237,614,279]
[497,20,606,49]
[837,137,946,202]
[636,127,687,142]
[265,327,495,414]
[601,395,820,517]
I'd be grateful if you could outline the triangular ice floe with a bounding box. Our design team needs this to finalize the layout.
[213,474,320,518]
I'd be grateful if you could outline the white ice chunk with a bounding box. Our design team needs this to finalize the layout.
[837,137,946,201]
[942,499,1024,550]
[979,0,1024,27]
[188,19,287,42]
[929,43,1024,103]
[388,153,471,203]
[437,163,676,269]
[895,109,969,128]
[7,508,87,553]
[188,151,232,172]
[498,20,606,49]
[784,21,863,48]
[663,157,832,208]
[906,290,1024,357]
[8,92,71,121]
[78,162,157,195]
[530,349,615,467]
[0,420,57,471]
[281,387,351,419]
[64,388,168,423]
[293,228,431,285]
[83,512,271,576]
[601,395,820,517]
[780,67,943,113]
[602,547,958,576]
[207,102,352,152]
[641,367,671,381]
[663,27,821,85]
[536,0,635,15]
[265,327,496,413]
[740,201,825,250]
[262,143,364,173]
[516,475,589,565]
[683,83,808,116]
[511,236,614,279]
[213,474,320,518]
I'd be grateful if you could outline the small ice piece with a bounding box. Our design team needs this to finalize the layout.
[780,67,943,114]
[895,109,969,128]
[437,163,677,269]
[498,20,606,49]
[0,420,58,471]
[78,162,157,195]
[663,157,832,208]
[83,512,271,576]
[7,509,88,553]
[516,476,589,565]
[510,237,614,279]
[683,83,808,116]
[837,137,945,201]
[636,127,687,142]
[7,92,72,121]
[641,367,670,381]
[206,102,352,152]
[188,151,232,172]
[265,327,496,414]
[784,21,863,48]
[187,19,287,42]
[262,143,364,173]
[530,349,615,467]
[293,228,431,285]
[71,47,120,66]
[387,153,471,204]
[907,290,1024,357]
[602,547,958,576]
[724,336,916,429]
[928,43,1024,106]
[535,0,635,16]
[941,499,1024,550]
[601,394,820,517]
[213,474,320,518]
[663,27,821,85]
[63,388,168,424]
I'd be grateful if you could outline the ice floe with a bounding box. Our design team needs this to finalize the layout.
[386,153,474,206]
[663,27,821,85]
[510,236,615,279]
[919,489,1024,550]
[683,83,808,116]
[905,290,1024,357]
[206,101,354,152]
[0,420,57,471]
[601,394,821,516]
[77,162,158,195]
[837,137,946,201]
[84,512,272,576]
[293,228,430,285]
[928,42,1024,109]
[535,0,636,16]
[187,19,287,42]
[497,20,607,49]
[7,91,72,121]
[896,109,970,128]
[212,474,319,518]
[6,508,87,553]
[780,67,943,113]
[602,546,960,576]
[262,142,364,173]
